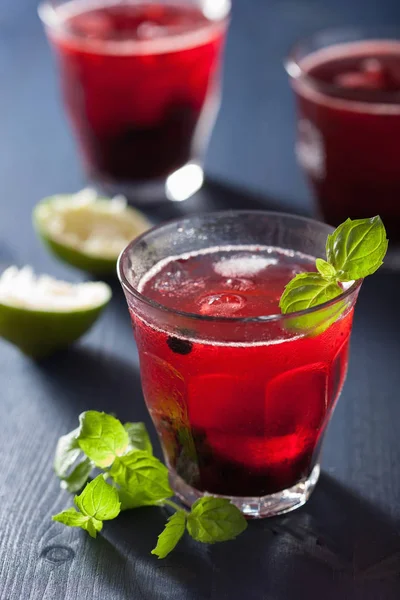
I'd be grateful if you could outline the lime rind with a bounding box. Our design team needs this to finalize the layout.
[0,300,109,358]
[0,266,111,358]
[36,235,117,276]
[33,190,151,275]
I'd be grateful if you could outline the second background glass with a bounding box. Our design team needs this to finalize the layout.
[39,0,230,203]
[286,27,400,244]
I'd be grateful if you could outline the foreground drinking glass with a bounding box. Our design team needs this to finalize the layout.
[286,27,400,242]
[118,211,361,517]
[39,0,230,203]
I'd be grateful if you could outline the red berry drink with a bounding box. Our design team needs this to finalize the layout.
[288,34,400,242]
[40,0,229,199]
[118,212,360,517]
[136,248,352,497]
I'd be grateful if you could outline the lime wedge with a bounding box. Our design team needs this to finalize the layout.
[0,266,111,358]
[33,189,151,275]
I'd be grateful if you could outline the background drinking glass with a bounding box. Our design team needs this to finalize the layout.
[39,0,230,203]
[286,27,400,243]
[118,211,361,518]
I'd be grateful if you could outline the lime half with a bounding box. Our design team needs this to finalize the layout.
[0,266,111,358]
[34,189,152,275]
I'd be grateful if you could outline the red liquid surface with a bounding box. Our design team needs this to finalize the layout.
[132,247,353,497]
[50,1,226,183]
[294,41,400,241]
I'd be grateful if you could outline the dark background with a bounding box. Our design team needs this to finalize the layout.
[1,1,400,598]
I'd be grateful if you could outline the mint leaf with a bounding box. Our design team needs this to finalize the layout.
[187,498,247,544]
[54,426,93,492]
[279,273,343,314]
[279,273,345,335]
[285,298,347,335]
[115,480,170,512]
[60,457,93,493]
[84,517,103,538]
[110,450,173,508]
[52,476,120,539]
[54,427,81,478]
[124,422,153,454]
[116,487,140,511]
[74,474,121,521]
[77,411,129,468]
[53,507,88,527]
[152,511,187,559]
[316,258,337,280]
[52,507,103,538]
[326,216,388,281]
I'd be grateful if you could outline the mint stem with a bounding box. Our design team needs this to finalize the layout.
[161,498,188,513]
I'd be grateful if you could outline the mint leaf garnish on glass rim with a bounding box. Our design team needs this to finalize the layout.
[326,216,388,280]
[279,216,388,331]
[315,258,337,280]
[52,411,247,558]
[279,273,343,313]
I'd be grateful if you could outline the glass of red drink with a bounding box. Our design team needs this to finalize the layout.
[39,0,230,202]
[117,211,361,518]
[286,28,400,243]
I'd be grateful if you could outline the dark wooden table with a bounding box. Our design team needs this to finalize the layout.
[2,1,400,598]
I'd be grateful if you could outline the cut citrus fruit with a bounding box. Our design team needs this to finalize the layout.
[33,189,151,275]
[0,266,111,358]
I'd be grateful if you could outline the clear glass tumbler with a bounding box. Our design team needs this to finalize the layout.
[39,0,230,203]
[118,211,361,517]
[286,27,400,243]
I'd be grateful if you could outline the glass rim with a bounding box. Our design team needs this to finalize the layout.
[117,210,362,325]
[38,0,231,55]
[284,25,400,108]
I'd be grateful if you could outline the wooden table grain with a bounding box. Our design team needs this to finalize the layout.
[1,1,400,599]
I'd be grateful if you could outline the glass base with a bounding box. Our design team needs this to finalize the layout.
[170,464,320,519]
[92,162,204,206]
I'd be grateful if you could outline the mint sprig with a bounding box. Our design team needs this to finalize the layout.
[279,216,388,332]
[150,496,248,558]
[52,411,247,557]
